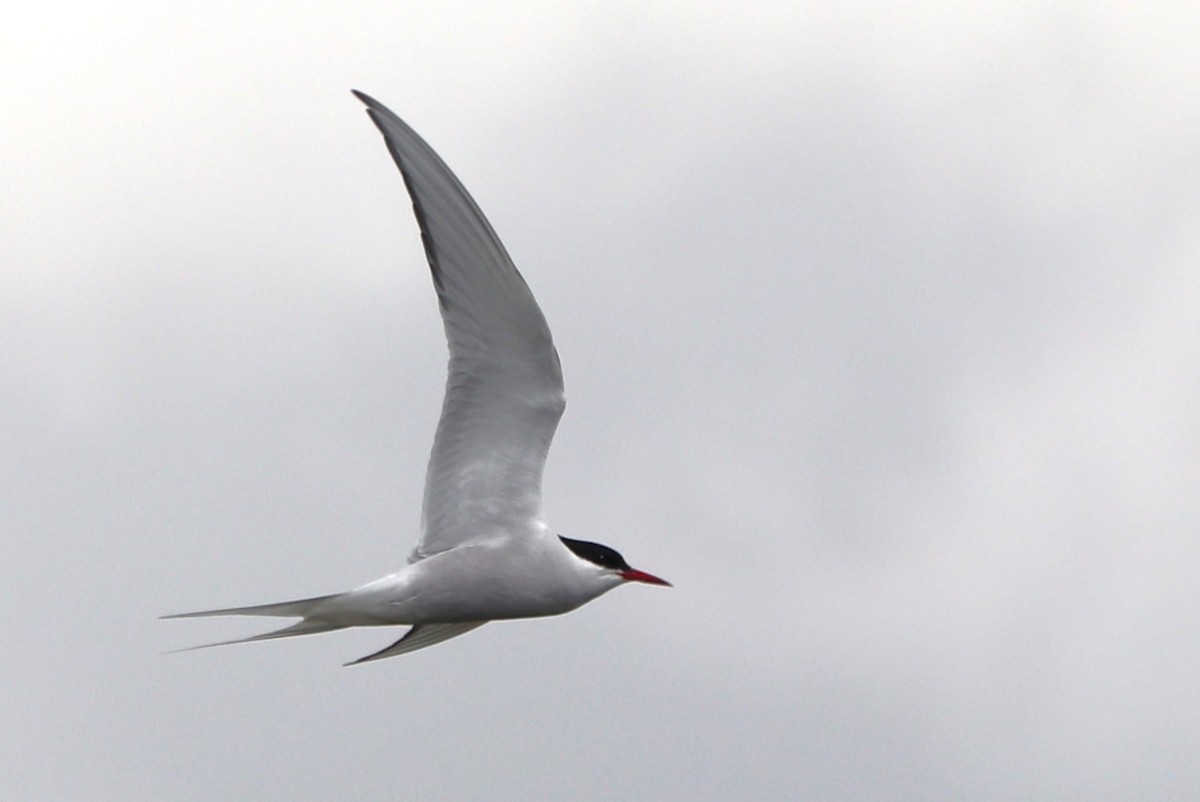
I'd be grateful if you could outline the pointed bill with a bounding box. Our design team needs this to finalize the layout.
[620,568,672,586]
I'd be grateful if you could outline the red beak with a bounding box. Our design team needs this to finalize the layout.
[620,568,672,587]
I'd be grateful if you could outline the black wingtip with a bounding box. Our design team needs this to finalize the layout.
[351,89,383,111]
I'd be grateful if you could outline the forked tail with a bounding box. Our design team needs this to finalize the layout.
[161,593,339,620]
[163,593,488,664]
[161,593,346,654]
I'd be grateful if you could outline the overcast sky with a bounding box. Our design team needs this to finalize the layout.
[3,3,1198,800]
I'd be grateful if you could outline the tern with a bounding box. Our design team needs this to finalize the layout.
[163,91,670,665]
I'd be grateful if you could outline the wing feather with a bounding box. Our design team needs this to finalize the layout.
[344,622,487,665]
[354,92,565,561]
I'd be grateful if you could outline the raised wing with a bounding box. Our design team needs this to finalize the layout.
[354,91,566,561]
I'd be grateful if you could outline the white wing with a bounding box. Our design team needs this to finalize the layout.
[354,91,566,561]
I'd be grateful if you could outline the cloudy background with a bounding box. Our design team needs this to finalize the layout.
[3,3,1197,799]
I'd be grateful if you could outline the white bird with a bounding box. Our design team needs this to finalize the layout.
[163,91,670,665]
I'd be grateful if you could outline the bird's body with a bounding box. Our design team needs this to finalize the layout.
[323,535,623,626]
[164,91,668,664]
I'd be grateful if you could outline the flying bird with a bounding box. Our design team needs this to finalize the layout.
[163,91,670,665]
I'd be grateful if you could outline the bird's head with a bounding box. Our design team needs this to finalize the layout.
[558,536,671,587]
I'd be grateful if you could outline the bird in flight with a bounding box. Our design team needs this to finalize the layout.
[163,91,670,665]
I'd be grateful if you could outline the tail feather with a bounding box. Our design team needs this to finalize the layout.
[167,618,346,654]
[161,593,339,620]
[163,593,348,655]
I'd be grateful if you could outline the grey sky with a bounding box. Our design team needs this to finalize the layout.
[3,3,1197,800]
